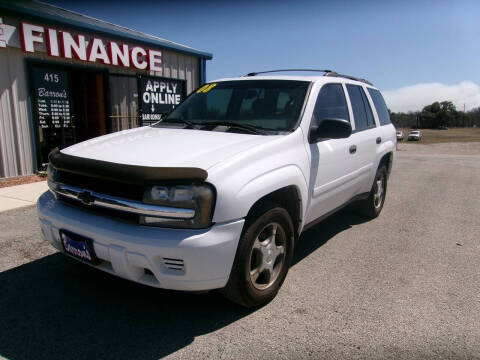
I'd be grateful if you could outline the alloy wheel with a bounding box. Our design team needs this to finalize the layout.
[248,222,286,290]
[373,172,385,209]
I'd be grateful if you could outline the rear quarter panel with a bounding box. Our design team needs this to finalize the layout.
[378,124,396,173]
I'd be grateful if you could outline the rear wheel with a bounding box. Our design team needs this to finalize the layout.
[220,201,294,308]
[356,165,387,218]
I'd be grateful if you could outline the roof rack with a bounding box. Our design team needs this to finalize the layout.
[244,69,373,86]
[324,72,373,86]
[244,69,333,77]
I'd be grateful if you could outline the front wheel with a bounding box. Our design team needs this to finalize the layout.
[220,202,294,308]
[356,165,387,218]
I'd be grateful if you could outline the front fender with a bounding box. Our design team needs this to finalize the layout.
[211,165,308,225]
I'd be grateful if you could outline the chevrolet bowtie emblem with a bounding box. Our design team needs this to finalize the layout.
[77,191,95,205]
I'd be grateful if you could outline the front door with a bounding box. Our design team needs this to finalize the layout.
[306,83,359,224]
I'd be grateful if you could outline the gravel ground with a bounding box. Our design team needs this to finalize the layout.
[397,141,480,155]
[0,144,479,360]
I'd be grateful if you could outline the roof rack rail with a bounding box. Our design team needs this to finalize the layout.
[243,69,374,86]
[244,69,333,77]
[324,72,373,86]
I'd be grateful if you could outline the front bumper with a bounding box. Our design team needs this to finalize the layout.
[37,191,244,291]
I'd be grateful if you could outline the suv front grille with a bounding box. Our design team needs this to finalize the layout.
[57,170,145,200]
[58,194,139,224]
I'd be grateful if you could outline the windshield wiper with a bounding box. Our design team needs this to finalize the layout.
[158,118,269,134]
[159,118,199,129]
[200,121,268,135]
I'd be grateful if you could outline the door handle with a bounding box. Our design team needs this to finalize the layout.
[349,145,357,154]
[376,137,382,144]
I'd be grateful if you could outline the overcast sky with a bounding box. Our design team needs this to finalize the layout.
[45,0,480,112]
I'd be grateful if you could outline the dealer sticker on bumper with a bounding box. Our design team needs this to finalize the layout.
[60,230,100,265]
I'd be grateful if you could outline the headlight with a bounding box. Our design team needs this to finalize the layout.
[140,184,215,228]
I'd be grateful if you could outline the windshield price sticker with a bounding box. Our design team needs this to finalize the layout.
[196,83,217,94]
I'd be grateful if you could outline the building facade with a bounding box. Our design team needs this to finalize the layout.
[0,0,212,178]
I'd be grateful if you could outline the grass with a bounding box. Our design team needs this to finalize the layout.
[397,127,480,144]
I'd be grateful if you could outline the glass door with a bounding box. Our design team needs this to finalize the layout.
[108,75,140,132]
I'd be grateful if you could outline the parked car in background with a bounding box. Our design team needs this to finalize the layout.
[38,70,396,307]
[396,131,404,141]
[408,130,422,141]
[438,126,448,130]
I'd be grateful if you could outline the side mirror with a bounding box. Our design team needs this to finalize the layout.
[309,118,352,143]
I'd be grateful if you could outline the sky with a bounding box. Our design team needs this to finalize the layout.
[45,0,480,112]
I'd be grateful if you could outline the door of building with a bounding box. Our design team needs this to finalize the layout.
[108,75,140,132]
[70,70,107,143]
[30,65,108,170]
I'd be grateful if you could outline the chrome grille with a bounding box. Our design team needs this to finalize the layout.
[49,181,195,219]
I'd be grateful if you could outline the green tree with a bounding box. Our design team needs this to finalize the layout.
[420,101,457,128]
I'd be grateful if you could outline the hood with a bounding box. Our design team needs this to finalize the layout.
[61,126,279,170]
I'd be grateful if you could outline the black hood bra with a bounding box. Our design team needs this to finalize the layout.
[48,148,208,185]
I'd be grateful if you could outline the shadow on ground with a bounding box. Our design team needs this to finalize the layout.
[292,208,368,266]
[0,209,368,360]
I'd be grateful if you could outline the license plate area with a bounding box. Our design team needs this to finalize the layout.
[60,230,100,265]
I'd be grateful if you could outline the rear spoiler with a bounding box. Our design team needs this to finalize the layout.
[48,148,208,184]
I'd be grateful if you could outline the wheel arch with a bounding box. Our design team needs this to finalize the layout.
[379,151,393,177]
[212,165,308,232]
[245,185,303,239]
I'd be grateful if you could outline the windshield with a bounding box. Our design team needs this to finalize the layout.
[155,80,310,132]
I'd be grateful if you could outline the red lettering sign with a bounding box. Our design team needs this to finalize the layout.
[20,22,162,71]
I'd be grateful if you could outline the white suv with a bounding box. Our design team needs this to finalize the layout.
[38,70,396,307]
[408,130,422,141]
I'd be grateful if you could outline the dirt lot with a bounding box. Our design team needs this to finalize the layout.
[0,175,45,188]
[397,127,480,144]
[0,142,479,360]
[398,141,480,155]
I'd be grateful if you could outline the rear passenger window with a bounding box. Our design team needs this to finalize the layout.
[346,84,375,131]
[368,88,391,126]
[313,83,350,126]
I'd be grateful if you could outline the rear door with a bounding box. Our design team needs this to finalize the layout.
[345,84,381,194]
[367,87,396,151]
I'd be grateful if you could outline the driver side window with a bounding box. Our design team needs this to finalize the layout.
[313,83,350,126]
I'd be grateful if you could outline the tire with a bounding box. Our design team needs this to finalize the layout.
[356,165,387,218]
[220,201,294,308]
